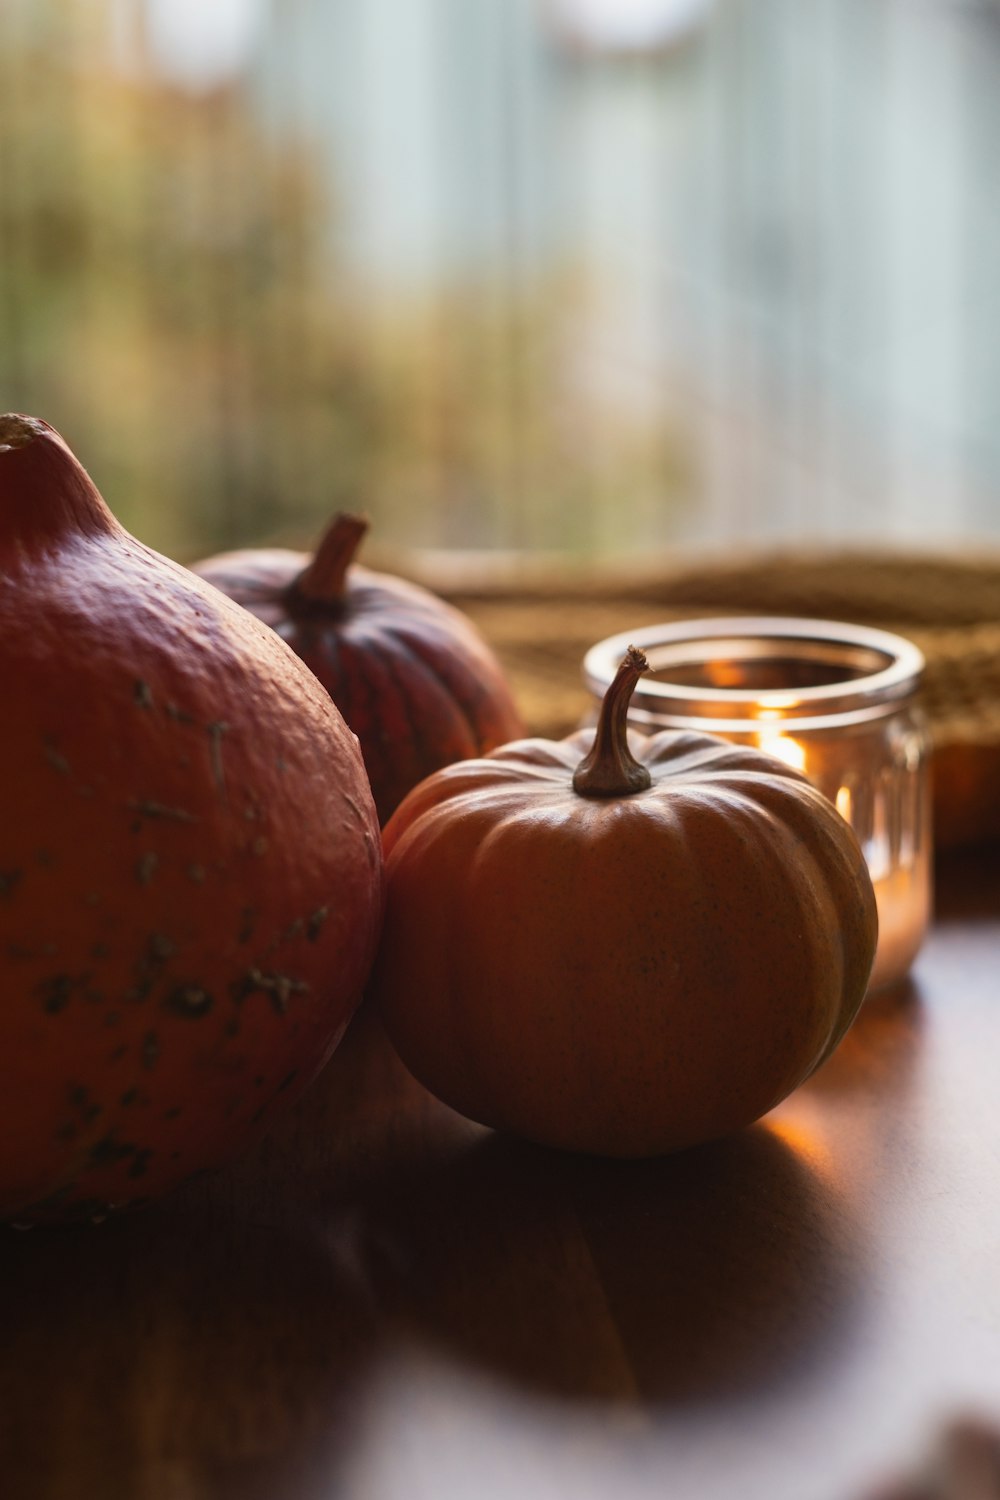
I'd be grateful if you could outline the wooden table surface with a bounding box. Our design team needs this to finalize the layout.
[3,848,1000,1500]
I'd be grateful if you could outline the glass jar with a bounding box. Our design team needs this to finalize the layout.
[582,617,931,993]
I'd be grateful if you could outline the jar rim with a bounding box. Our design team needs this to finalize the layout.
[582,616,925,724]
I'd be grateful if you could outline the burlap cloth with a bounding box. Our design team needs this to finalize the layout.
[422,549,1000,852]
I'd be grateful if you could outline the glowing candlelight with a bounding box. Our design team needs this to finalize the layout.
[754,727,808,774]
[751,721,930,993]
[583,618,931,993]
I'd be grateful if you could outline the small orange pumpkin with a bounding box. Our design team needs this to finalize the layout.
[0,415,384,1225]
[372,646,878,1157]
[192,514,524,824]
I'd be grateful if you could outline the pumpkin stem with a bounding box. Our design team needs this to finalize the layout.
[0,414,47,451]
[292,512,369,605]
[0,413,119,545]
[573,645,653,798]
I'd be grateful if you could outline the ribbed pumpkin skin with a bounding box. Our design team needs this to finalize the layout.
[0,418,384,1225]
[191,533,524,825]
[373,727,878,1158]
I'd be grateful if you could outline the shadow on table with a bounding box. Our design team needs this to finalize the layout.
[0,1006,492,1500]
[358,1118,867,1407]
[0,1005,876,1493]
[0,1188,376,1500]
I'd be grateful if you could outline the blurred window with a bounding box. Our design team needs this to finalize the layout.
[1,0,998,562]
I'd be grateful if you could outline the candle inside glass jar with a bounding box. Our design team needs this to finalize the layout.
[582,618,932,994]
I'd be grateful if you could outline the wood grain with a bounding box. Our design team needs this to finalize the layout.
[2,847,999,1500]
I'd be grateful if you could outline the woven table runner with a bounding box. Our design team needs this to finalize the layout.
[420,549,1000,852]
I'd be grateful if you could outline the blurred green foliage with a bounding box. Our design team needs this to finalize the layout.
[0,2,687,563]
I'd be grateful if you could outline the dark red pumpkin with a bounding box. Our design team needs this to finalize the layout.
[0,415,384,1226]
[191,514,524,824]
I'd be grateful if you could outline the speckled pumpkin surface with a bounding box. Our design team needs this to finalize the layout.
[372,648,878,1158]
[0,416,384,1226]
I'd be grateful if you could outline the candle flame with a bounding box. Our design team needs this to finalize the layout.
[756,730,807,773]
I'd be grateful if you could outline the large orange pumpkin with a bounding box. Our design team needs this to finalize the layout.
[191,513,524,824]
[0,415,384,1225]
[372,646,878,1157]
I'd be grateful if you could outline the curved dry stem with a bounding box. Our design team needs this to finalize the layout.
[572,645,652,798]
